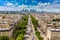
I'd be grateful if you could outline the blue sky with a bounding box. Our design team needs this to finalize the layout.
[0,0,53,6]
[0,0,60,12]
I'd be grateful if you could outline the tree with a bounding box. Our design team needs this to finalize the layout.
[53,18,60,21]
[14,30,20,38]
[14,16,28,40]
[31,15,43,40]
[16,34,24,40]
[0,36,9,40]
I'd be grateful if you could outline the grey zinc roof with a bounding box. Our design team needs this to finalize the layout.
[48,27,60,32]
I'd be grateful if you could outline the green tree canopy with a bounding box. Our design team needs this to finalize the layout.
[16,34,24,40]
[0,36,9,40]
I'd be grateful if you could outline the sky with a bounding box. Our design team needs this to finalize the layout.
[0,0,60,12]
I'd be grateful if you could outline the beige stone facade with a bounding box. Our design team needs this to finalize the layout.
[0,14,23,38]
[0,28,13,37]
[47,28,60,40]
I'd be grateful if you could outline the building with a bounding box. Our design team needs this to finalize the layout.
[0,19,14,38]
[0,14,23,38]
[47,27,60,40]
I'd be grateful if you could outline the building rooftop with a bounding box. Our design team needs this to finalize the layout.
[48,27,60,32]
[0,26,13,32]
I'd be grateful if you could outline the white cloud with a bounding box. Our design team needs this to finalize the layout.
[0,4,28,11]
[7,2,14,7]
[0,6,17,11]
[6,2,18,7]
[54,0,60,2]
[38,2,50,6]
[18,4,28,8]
[52,0,60,5]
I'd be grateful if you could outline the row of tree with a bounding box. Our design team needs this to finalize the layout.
[0,36,9,40]
[52,18,60,21]
[31,15,43,40]
[14,16,28,40]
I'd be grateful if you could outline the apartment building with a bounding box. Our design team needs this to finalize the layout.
[0,19,14,37]
[47,27,60,40]
[0,14,23,38]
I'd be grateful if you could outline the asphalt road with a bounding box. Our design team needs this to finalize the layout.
[24,15,38,40]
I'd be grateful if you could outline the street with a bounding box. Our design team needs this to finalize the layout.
[24,15,38,40]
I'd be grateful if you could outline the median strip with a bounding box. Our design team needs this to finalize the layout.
[31,15,43,40]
